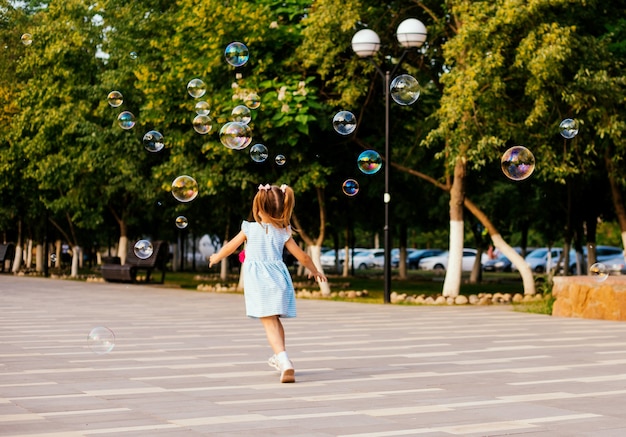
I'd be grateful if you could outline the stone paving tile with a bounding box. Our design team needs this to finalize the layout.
[2,275,626,436]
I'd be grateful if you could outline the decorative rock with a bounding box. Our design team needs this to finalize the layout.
[435,296,446,305]
[415,295,425,304]
[424,296,435,304]
[478,295,492,305]
[455,295,469,305]
[512,293,524,303]
[469,294,479,304]
[446,297,455,305]
[346,291,357,299]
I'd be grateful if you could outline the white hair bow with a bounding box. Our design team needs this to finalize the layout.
[258,184,271,191]
[279,184,288,193]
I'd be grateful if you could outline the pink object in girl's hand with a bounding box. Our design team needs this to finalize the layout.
[238,250,245,263]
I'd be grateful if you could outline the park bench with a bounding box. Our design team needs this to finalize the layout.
[100,240,169,284]
[0,242,15,273]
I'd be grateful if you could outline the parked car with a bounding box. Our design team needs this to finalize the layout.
[390,248,418,268]
[419,248,487,272]
[482,247,523,272]
[353,249,386,270]
[596,255,626,275]
[405,248,445,269]
[513,245,622,274]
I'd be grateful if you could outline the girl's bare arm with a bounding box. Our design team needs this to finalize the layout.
[284,238,327,282]
[208,230,246,267]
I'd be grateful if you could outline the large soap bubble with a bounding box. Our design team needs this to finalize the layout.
[390,74,420,105]
[589,262,608,282]
[107,91,123,108]
[231,105,251,124]
[133,239,153,259]
[559,118,579,139]
[219,122,252,150]
[501,146,535,181]
[187,78,206,98]
[192,115,213,134]
[175,216,189,229]
[275,154,286,166]
[21,33,33,46]
[143,130,164,152]
[333,111,357,135]
[87,326,115,354]
[250,143,268,162]
[171,175,199,202]
[224,42,249,67]
[117,111,136,130]
[245,93,261,109]
[195,101,210,115]
[342,179,360,196]
[357,150,382,175]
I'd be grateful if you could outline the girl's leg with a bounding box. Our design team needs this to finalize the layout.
[260,315,285,354]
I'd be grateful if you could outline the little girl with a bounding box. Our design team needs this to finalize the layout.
[209,183,327,383]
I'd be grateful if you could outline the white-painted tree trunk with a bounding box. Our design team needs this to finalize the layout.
[25,239,33,269]
[12,244,23,273]
[220,239,229,281]
[70,246,80,277]
[308,244,330,296]
[442,220,464,297]
[491,234,535,295]
[118,236,128,265]
[35,243,43,272]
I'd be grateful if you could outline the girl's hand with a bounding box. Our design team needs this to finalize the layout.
[309,271,327,282]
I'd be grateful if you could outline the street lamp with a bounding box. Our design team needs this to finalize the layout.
[352,18,427,303]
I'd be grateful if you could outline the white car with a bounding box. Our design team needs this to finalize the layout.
[320,248,367,270]
[419,248,488,272]
[352,249,386,270]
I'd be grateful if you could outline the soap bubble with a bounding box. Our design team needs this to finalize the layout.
[342,179,359,196]
[501,146,535,181]
[219,122,252,150]
[195,101,210,115]
[250,143,268,162]
[129,51,138,60]
[224,42,249,67]
[275,154,286,166]
[187,78,206,98]
[133,239,153,259]
[589,262,609,282]
[333,111,357,135]
[559,118,579,139]
[192,115,213,134]
[171,175,199,202]
[231,105,251,124]
[117,111,136,130]
[107,91,123,108]
[357,150,382,175]
[245,92,261,109]
[175,216,189,229]
[87,326,115,355]
[21,33,32,46]
[143,130,164,152]
[390,74,420,105]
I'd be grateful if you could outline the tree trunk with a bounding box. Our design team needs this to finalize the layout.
[398,225,407,279]
[71,246,80,277]
[443,158,466,297]
[35,243,43,272]
[12,220,22,273]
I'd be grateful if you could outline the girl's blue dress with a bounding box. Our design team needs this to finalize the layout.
[241,220,296,318]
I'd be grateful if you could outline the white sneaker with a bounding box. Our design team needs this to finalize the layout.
[279,359,295,383]
[268,355,280,372]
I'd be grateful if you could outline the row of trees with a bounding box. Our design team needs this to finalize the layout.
[1,0,625,296]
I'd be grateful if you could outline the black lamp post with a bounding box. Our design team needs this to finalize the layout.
[351,18,427,303]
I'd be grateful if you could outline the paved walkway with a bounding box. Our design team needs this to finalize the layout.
[1,276,626,436]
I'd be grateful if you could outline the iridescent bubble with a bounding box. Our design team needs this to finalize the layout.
[187,78,206,98]
[390,74,420,105]
[87,326,115,355]
[133,239,153,259]
[342,179,360,196]
[501,146,535,181]
[333,111,357,135]
[250,143,268,162]
[357,150,382,175]
[192,115,213,135]
[224,42,249,67]
[195,101,210,115]
[231,105,252,124]
[219,122,252,150]
[275,154,286,166]
[21,33,32,46]
[107,90,123,108]
[589,262,609,282]
[143,130,164,152]
[129,51,138,60]
[175,216,189,229]
[117,111,136,130]
[559,118,579,139]
[171,175,199,202]
[245,92,261,109]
